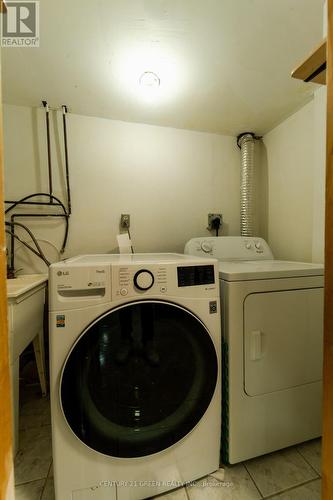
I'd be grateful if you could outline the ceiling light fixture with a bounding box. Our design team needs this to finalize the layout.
[114,48,182,104]
[139,71,160,88]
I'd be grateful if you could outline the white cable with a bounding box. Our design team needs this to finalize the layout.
[13,238,61,261]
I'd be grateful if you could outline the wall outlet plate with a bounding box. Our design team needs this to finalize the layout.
[207,213,223,231]
[120,214,130,229]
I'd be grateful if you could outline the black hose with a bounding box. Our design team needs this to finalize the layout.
[61,214,70,253]
[11,213,69,254]
[6,221,50,264]
[5,192,66,214]
[5,229,51,267]
[62,105,72,215]
[5,200,63,207]
[5,193,70,252]
[42,101,53,203]
[5,102,73,262]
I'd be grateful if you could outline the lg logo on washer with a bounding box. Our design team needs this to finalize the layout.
[57,270,69,276]
[56,268,107,290]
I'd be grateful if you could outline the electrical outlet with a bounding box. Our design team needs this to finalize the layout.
[207,213,223,231]
[120,214,130,229]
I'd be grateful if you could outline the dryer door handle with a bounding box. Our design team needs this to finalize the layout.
[250,330,264,361]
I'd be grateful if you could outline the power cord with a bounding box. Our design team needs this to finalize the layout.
[127,228,135,254]
[211,217,221,237]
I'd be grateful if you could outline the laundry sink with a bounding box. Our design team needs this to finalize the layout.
[7,274,48,299]
[6,274,48,455]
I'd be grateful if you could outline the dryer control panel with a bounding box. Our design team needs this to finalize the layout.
[184,236,274,261]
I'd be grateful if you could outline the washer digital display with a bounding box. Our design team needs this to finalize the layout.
[177,265,215,287]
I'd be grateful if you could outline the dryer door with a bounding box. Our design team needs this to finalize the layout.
[60,301,218,458]
[244,288,324,396]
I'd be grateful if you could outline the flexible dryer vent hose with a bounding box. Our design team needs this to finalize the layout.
[239,133,255,237]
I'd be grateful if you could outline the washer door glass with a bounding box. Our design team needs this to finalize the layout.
[60,301,218,458]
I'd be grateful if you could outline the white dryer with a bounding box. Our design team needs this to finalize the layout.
[49,253,221,500]
[185,237,324,464]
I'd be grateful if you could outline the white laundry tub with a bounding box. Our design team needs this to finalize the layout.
[7,274,48,455]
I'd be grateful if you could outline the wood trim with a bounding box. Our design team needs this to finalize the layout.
[0,1,7,14]
[292,38,327,85]
[0,56,13,498]
[323,1,333,498]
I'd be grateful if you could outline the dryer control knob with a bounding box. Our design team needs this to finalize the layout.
[134,270,154,291]
[201,241,213,253]
[255,242,261,249]
[245,243,252,249]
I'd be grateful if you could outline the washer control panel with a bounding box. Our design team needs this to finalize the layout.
[114,265,170,298]
[134,270,154,290]
[49,254,219,310]
[113,261,218,299]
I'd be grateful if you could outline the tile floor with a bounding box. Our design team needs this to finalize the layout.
[15,385,322,500]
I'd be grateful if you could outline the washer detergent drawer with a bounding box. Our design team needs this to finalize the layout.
[244,288,323,396]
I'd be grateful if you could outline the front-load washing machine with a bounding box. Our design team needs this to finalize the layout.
[49,253,221,500]
[185,237,324,464]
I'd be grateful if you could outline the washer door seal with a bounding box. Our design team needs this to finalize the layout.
[60,300,218,458]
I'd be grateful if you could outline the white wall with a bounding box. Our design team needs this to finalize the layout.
[262,0,327,264]
[312,87,327,263]
[263,86,326,263]
[3,104,241,273]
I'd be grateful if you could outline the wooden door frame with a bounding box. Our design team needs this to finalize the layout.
[0,2,333,500]
[0,45,14,500]
[0,5,13,499]
[323,1,333,498]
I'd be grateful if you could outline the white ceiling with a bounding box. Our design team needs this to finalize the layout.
[2,0,324,136]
